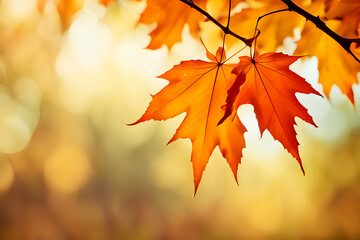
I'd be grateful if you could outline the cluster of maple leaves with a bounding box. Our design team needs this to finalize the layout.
[134,0,360,101]
[129,0,360,193]
[39,0,360,193]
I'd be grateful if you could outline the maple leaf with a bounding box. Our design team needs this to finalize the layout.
[220,52,321,173]
[130,45,246,194]
[295,19,360,104]
[325,0,360,25]
[138,0,207,50]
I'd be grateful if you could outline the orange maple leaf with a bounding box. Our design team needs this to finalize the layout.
[131,45,246,194]
[138,0,207,50]
[220,52,321,173]
[56,0,85,31]
[325,0,360,23]
[295,19,360,104]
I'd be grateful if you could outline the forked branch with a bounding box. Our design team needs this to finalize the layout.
[178,0,360,63]
[179,0,255,46]
[280,0,360,63]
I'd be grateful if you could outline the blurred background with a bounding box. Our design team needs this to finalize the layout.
[1,0,360,239]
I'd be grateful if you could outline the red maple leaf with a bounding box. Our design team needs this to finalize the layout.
[130,45,246,194]
[220,52,321,173]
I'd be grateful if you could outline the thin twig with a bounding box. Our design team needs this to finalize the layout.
[255,8,290,31]
[226,0,232,28]
[179,0,254,46]
[251,8,289,59]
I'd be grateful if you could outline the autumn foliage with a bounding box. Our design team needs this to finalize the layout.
[43,0,360,194]
[124,0,360,194]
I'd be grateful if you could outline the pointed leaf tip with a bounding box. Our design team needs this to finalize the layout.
[127,119,141,126]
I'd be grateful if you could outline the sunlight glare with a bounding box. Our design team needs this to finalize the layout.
[57,14,113,76]
[55,12,113,113]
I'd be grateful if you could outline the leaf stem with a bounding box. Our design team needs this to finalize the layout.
[223,45,248,64]
[219,0,232,64]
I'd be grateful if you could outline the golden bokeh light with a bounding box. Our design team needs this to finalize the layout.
[0,81,38,153]
[1,0,37,21]
[44,145,91,194]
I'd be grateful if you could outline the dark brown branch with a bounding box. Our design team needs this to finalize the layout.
[179,0,254,46]
[281,0,360,63]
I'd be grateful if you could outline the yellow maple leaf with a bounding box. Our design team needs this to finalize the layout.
[139,0,207,50]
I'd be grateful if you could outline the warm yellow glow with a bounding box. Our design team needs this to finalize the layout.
[1,0,37,21]
[44,145,91,194]
[55,13,113,113]
[56,13,113,76]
